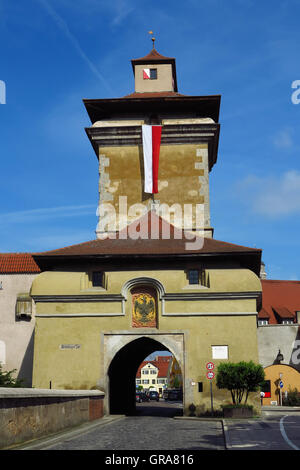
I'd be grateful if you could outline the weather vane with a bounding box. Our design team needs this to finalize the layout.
[148,31,155,49]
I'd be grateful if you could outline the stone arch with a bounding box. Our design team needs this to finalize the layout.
[121,277,165,300]
[105,334,184,415]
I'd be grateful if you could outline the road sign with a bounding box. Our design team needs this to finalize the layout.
[206,371,215,380]
[206,362,215,371]
[279,381,284,388]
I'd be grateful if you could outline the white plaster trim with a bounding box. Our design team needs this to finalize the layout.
[162,311,257,316]
[121,277,166,300]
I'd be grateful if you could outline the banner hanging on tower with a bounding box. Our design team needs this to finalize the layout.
[142,124,162,194]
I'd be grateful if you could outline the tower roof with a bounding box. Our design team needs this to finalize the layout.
[32,211,262,274]
[131,48,178,92]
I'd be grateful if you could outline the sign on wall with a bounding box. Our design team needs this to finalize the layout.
[212,345,228,359]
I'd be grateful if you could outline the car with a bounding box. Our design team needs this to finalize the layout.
[163,389,183,401]
[136,392,149,403]
[147,391,159,401]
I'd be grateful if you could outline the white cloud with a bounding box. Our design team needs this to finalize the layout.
[0,204,96,224]
[36,0,114,94]
[238,170,300,218]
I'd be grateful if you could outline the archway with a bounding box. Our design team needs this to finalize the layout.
[108,336,181,415]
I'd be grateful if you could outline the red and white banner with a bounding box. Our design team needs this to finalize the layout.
[142,125,162,194]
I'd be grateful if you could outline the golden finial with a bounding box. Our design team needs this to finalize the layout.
[148,30,155,49]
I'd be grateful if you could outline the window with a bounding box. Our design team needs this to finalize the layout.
[150,370,156,375]
[188,269,199,285]
[157,379,165,384]
[16,294,32,320]
[92,271,103,287]
[143,370,149,375]
[136,379,141,384]
[142,379,149,384]
[150,68,157,79]
[282,319,294,325]
[258,319,269,326]
[152,379,156,384]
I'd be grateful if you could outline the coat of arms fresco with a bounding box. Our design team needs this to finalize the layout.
[131,287,157,328]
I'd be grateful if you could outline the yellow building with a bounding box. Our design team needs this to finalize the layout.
[31,45,263,416]
[168,356,183,389]
[136,356,171,395]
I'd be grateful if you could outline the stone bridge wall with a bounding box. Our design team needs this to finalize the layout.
[0,388,104,449]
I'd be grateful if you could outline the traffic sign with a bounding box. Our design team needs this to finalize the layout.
[206,371,215,380]
[206,362,215,371]
[279,381,284,388]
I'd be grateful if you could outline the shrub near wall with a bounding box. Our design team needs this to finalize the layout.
[216,361,265,417]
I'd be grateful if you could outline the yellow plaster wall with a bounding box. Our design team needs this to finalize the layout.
[262,364,300,406]
[31,268,262,412]
[97,143,209,230]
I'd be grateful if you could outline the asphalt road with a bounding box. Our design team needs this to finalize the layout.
[225,410,300,450]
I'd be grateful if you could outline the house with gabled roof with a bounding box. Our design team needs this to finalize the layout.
[0,253,40,386]
[136,355,171,396]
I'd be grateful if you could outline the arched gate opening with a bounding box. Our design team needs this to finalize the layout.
[108,336,181,415]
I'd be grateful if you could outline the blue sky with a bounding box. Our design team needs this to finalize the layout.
[0,0,300,281]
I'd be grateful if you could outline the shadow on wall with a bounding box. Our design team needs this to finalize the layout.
[18,330,34,387]
[289,328,300,373]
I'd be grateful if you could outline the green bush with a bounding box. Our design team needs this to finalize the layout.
[283,388,300,406]
[216,361,265,405]
[0,364,24,388]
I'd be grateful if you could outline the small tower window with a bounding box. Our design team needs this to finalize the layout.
[92,271,103,287]
[143,68,157,80]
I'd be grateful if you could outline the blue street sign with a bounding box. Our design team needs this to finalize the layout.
[279,381,284,388]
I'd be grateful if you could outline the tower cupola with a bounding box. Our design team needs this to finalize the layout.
[131,47,178,94]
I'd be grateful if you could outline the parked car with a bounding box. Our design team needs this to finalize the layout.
[136,392,149,403]
[147,391,159,401]
[163,389,183,401]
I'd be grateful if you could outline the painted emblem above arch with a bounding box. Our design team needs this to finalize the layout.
[131,285,157,328]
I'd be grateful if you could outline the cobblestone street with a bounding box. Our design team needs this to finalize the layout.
[16,402,225,451]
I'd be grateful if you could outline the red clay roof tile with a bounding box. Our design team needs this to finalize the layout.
[259,280,300,324]
[0,253,41,273]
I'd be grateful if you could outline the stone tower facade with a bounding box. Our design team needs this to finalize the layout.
[84,47,220,238]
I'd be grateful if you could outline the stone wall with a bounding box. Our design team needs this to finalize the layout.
[0,388,104,449]
[257,324,300,371]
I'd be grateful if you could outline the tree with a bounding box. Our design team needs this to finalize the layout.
[0,364,24,388]
[216,361,265,405]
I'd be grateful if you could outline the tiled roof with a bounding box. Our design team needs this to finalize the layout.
[259,280,300,324]
[258,307,270,319]
[132,48,175,63]
[122,91,186,99]
[136,356,172,378]
[33,211,261,258]
[0,253,41,274]
[272,306,294,319]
